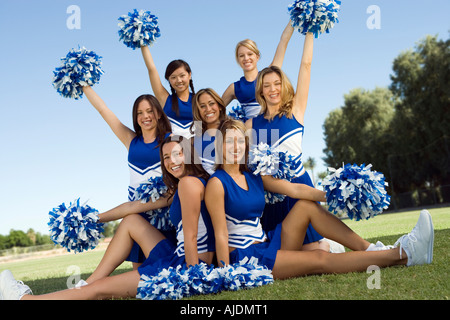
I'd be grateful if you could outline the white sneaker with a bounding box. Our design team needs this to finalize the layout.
[322,238,346,253]
[394,210,434,266]
[366,241,394,251]
[74,279,88,288]
[0,270,32,300]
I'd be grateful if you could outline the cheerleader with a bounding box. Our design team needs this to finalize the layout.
[245,31,333,251]
[222,22,294,120]
[205,119,434,279]
[141,46,195,138]
[0,136,215,300]
[82,87,175,267]
[191,88,228,174]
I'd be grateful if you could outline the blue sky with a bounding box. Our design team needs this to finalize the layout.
[0,0,448,235]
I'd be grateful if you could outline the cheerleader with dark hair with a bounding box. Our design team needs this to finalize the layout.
[141,46,195,138]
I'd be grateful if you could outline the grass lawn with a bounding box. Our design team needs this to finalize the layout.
[1,207,449,300]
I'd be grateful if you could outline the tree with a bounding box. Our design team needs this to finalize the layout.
[388,34,450,191]
[322,87,395,180]
[7,230,33,248]
[303,157,317,186]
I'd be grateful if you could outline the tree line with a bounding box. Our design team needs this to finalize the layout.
[0,222,119,251]
[322,35,449,205]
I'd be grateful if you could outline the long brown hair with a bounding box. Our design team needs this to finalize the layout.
[159,135,210,199]
[190,88,227,135]
[132,94,171,144]
[214,119,250,173]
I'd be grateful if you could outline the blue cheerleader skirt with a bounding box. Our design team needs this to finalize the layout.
[138,239,181,276]
[260,171,323,245]
[127,213,177,264]
[229,223,282,270]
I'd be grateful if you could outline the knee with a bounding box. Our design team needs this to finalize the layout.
[311,250,333,274]
[120,214,145,230]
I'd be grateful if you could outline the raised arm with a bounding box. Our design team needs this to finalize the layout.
[98,195,171,223]
[270,21,295,68]
[178,177,204,267]
[222,83,236,107]
[205,177,229,267]
[292,32,314,125]
[82,86,135,149]
[140,46,170,107]
[261,175,325,202]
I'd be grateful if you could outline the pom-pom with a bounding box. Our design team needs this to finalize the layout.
[135,176,173,231]
[136,258,273,300]
[135,176,168,203]
[227,104,246,121]
[249,143,297,204]
[52,47,104,99]
[48,198,104,253]
[216,257,274,291]
[118,9,161,49]
[137,263,215,300]
[321,163,391,221]
[288,0,341,38]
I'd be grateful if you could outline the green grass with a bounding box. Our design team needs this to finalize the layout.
[1,207,449,300]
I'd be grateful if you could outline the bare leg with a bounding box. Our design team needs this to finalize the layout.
[86,214,166,283]
[22,270,141,300]
[281,200,371,251]
[272,248,406,280]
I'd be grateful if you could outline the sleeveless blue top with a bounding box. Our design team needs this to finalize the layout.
[127,134,170,201]
[251,113,306,177]
[211,169,266,249]
[163,93,194,137]
[193,131,216,175]
[234,76,261,120]
[169,176,215,257]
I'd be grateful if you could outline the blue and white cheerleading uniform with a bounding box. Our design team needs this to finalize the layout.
[211,169,281,270]
[251,113,323,244]
[163,93,194,138]
[234,76,261,121]
[137,176,215,276]
[193,131,216,175]
[127,133,176,263]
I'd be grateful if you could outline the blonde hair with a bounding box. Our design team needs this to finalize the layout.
[214,119,250,173]
[256,66,295,120]
[191,88,227,135]
[235,39,261,64]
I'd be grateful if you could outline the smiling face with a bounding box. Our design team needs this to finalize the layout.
[136,99,159,132]
[237,45,259,73]
[168,66,191,94]
[223,129,246,165]
[261,72,282,107]
[162,141,186,179]
[197,92,221,126]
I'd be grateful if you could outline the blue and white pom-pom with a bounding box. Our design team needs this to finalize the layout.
[215,257,274,292]
[227,104,246,122]
[249,143,297,203]
[118,9,161,49]
[48,198,104,253]
[135,176,173,230]
[137,263,214,300]
[320,163,391,221]
[288,0,341,38]
[52,47,104,99]
[136,258,273,300]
